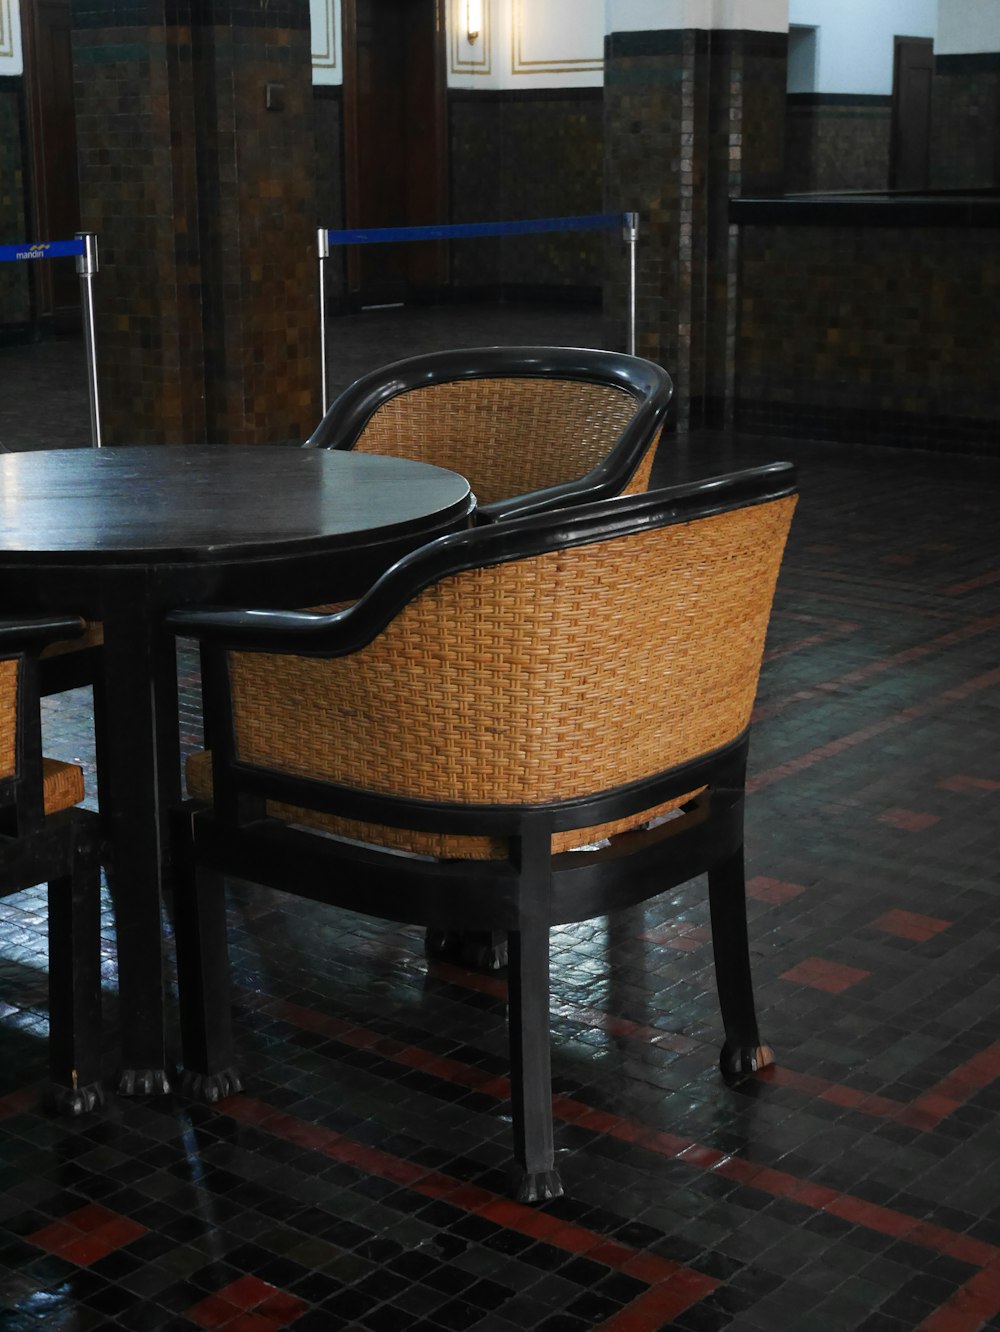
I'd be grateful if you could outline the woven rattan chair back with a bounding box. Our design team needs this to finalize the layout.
[348,378,642,503]
[0,619,104,1114]
[305,346,673,522]
[220,486,794,858]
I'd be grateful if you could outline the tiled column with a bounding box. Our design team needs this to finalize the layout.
[71,0,319,446]
[931,0,1000,188]
[603,1,787,429]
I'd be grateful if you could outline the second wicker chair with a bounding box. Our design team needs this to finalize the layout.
[307,344,674,968]
[305,344,673,523]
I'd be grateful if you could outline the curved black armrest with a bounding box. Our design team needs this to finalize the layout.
[0,616,86,653]
[165,463,796,659]
[166,605,362,657]
[303,345,673,453]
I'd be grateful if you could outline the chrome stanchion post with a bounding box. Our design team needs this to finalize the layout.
[75,232,103,448]
[317,226,329,418]
[623,212,639,356]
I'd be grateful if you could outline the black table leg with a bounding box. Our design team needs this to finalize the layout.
[100,592,175,1094]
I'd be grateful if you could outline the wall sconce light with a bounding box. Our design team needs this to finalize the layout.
[466,0,482,43]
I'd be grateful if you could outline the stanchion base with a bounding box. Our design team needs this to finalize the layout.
[513,1168,564,1204]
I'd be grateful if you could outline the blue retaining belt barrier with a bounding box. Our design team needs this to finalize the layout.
[1,234,103,447]
[316,212,639,414]
[324,213,625,246]
[0,239,87,263]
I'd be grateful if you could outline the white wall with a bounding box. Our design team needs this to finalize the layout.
[311,0,341,86]
[788,0,937,93]
[1,0,23,77]
[12,0,991,98]
[937,0,1000,54]
[606,0,787,31]
[449,0,604,90]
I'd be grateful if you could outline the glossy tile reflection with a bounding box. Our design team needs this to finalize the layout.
[3,310,1000,1331]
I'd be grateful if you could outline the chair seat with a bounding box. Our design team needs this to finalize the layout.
[185,749,699,859]
[42,758,87,815]
[2,615,103,1116]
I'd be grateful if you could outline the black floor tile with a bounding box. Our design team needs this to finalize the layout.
[4,305,1000,1331]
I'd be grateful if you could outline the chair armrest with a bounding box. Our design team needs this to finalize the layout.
[478,476,619,523]
[165,462,797,657]
[0,616,86,654]
[166,606,363,657]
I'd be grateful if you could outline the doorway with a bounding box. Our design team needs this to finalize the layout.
[20,0,82,329]
[342,0,448,307]
[890,37,933,191]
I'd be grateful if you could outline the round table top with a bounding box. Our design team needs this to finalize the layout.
[0,446,474,565]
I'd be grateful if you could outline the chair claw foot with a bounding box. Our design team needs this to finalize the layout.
[720,1042,775,1077]
[116,1067,173,1096]
[513,1168,563,1203]
[46,1081,105,1115]
[179,1066,244,1104]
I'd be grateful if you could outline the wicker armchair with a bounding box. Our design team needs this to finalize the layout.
[304,345,673,524]
[308,344,673,969]
[167,464,797,1201]
[1,617,104,1114]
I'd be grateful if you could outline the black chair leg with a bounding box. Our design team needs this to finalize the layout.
[507,923,562,1202]
[91,670,114,858]
[45,846,104,1115]
[171,812,243,1103]
[708,846,774,1076]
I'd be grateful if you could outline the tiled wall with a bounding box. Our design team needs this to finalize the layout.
[72,2,319,446]
[785,95,892,193]
[73,21,205,444]
[931,55,1000,189]
[0,79,30,333]
[603,30,688,381]
[448,88,603,301]
[603,28,786,428]
[702,30,786,426]
[735,220,1000,452]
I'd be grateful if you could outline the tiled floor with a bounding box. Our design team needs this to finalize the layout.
[3,307,1000,1331]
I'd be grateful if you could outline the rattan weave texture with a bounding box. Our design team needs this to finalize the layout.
[351,379,642,504]
[199,495,795,859]
[1,658,86,810]
[0,660,14,778]
[620,427,660,495]
[41,759,86,815]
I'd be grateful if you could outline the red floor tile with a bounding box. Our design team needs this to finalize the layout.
[878,806,942,831]
[779,956,871,993]
[746,874,807,903]
[874,908,951,940]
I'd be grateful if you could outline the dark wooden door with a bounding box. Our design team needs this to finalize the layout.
[890,37,934,191]
[343,0,447,306]
[21,0,82,328]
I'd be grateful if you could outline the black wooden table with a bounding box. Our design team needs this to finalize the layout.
[0,446,475,1093]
